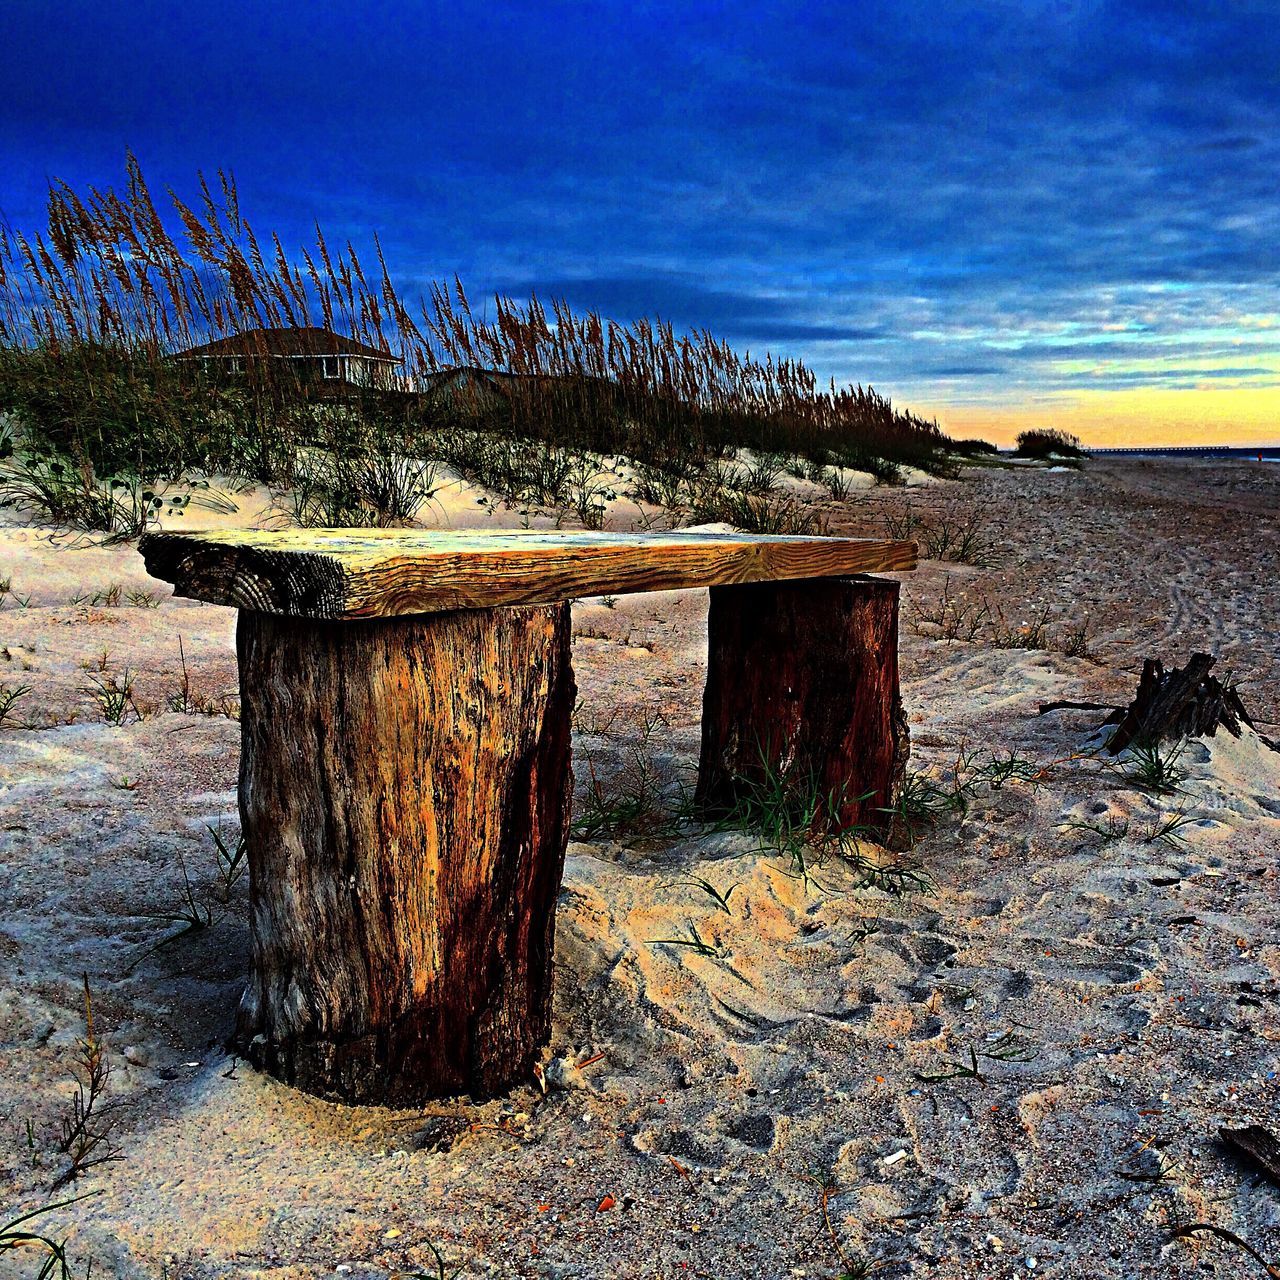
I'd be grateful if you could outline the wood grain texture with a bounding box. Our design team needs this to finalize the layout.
[1106,652,1259,754]
[139,528,917,618]
[696,576,909,835]
[234,603,575,1104]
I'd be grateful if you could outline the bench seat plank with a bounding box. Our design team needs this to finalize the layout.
[140,528,917,618]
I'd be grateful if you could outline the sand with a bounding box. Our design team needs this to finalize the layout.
[1,457,1277,1279]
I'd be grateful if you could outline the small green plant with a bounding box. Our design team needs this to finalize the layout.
[1144,808,1196,849]
[1058,614,1092,659]
[989,601,1051,650]
[708,750,835,872]
[739,452,784,495]
[1061,813,1131,845]
[824,467,854,501]
[129,851,215,971]
[0,447,192,542]
[798,1167,888,1280]
[207,822,248,901]
[977,1031,1039,1063]
[402,1235,466,1280]
[87,668,139,725]
[710,749,930,894]
[563,452,615,529]
[52,978,122,1190]
[687,486,827,535]
[976,750,1041,789]
[630,460,689,509]
[917,1044,986,1085]
[881,767,968,841]
[162,638,239,718]
[849,854,934,896]
[167,636,196,715]
[572,708,674,841]
[278,453,376,528]
[883,507,993,566]
[648,920,722,958]
[908,577,992,643]
[1118,737,1186,795]
[348,451,439,524]
[1062,805,1195,850]
[679,874,738,915]
[0,681,31,725]
[0,1191,101,1279]
[1117,1138,1181,1185]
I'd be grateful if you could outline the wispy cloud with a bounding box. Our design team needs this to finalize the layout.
[1,0,1277,434]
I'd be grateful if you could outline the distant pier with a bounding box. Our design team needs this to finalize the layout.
[1085,444,1279,459]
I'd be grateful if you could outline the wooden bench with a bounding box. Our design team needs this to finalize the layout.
[140,528,916,1105]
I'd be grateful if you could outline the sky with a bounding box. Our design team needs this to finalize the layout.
[2,0,1279,446]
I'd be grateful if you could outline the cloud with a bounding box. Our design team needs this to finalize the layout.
[1,0,1278,424]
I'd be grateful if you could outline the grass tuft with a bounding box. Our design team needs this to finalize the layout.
[1117,737,1187,795]
[51,978,122,1190]
[0,1191,101,1279]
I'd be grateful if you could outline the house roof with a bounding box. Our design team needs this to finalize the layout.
[175,327,400,363]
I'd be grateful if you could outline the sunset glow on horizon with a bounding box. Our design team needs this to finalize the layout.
[923,390,1280,451]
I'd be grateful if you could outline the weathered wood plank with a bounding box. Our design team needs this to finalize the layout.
[139,528,917,618]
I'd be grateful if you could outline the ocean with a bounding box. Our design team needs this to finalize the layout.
[1087,445,1280,462]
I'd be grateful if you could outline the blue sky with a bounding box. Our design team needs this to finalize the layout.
[3,0,1279,441]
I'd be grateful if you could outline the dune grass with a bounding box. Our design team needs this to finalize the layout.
[0,156,964,536]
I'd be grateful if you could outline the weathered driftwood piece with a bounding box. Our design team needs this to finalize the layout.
[1220,1124,1280,1190]
[696,576,908,834]
[235,603,574,1104]
[1106,652,1256,754]
[139,528,917,618]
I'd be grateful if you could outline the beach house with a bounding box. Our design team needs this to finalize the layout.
[172,326,402,390]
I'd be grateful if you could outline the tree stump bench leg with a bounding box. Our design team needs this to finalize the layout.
[233,603,575,1105]
[696,576,909,835]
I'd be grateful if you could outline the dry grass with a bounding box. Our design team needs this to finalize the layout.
[0,155,959,537]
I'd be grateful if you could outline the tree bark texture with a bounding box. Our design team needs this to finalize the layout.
[234,603,575,1105]
[696,576,909,835]
[1105,652,1260,753]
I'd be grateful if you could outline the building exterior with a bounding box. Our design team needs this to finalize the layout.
[173,327,402,390]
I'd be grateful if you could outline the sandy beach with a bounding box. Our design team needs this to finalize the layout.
[1,456,1277,1279]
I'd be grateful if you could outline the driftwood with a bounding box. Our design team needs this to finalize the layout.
[1037,700,1122,716]
[1221,1124,1280,1190]
[1038,652,1275,753]
[235,603,575,1105]
[1106,652,1255,754]
[697,576,909,835]
[1170,1224,1280,1277]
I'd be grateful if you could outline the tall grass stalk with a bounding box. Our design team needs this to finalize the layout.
[0,155,959,532]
